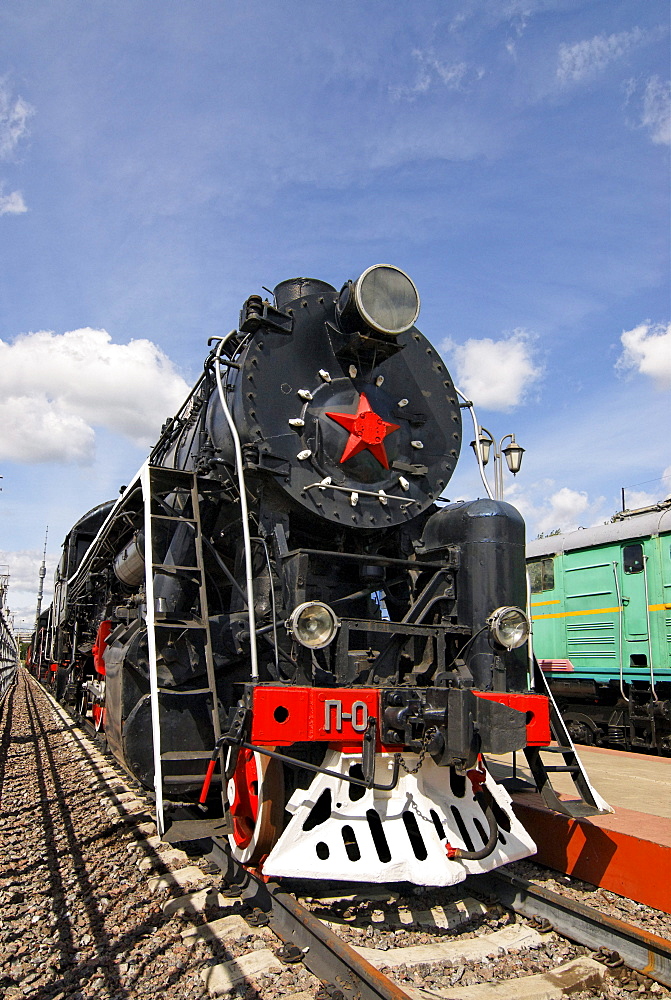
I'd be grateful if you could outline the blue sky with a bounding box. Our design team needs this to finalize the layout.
[1,0,669,628]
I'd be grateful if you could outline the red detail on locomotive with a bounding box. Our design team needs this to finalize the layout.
[92,620,112,676]
[473,691,551,746]
[92,702,105,732]
[326,393,399,469]
[251,687,382,746]
[466,755,487,795]
[199,757,218,805]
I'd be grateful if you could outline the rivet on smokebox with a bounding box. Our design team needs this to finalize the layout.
[297,450,312,461]
[298,389,313,401]
[411,440,424,449]
[319,370,332,382]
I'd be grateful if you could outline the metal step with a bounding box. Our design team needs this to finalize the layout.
[154,618,207,629]
[523,657,611,819]
[152,515,198,525]
[152,563,201,572]
[161,750,214,761]
[157,686,213,696]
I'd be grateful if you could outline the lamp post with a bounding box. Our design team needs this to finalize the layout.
[470,427,525,499]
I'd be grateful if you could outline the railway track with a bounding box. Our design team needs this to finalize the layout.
[2,669,669,1000]
[478,870,671,988]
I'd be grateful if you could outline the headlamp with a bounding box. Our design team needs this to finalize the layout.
[337,264,420,337]
[286,601,339,649]
[487,606,530,650]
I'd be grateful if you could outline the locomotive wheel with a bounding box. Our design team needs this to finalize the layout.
[227,748,284,866]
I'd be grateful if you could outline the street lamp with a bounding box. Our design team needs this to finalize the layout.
[470,427,525,499]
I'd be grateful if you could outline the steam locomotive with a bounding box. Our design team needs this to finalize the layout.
[33,265,593,885]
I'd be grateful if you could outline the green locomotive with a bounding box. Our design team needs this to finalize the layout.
[527,500,671,754]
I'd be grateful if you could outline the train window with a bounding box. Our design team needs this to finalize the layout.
[76,535,92,566]
[623,544,643,574]
[528,557,555,593]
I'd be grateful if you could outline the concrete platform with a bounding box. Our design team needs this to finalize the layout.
[487,745,671,914]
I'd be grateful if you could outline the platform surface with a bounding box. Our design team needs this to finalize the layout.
[489,743,671,819]
[486,745,671,913]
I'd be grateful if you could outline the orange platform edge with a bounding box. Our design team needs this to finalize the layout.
[511,791,671,915]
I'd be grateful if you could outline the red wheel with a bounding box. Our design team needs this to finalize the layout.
[227,748,284,865]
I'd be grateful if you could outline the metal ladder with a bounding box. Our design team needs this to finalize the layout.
[523,659,611,818]
[141,463,228,835]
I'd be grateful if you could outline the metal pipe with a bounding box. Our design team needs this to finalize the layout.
[612,562,629,703]
[642,555,658,701]
[455,387,494,500]
[447,787,499,860]
[213,335,259,680]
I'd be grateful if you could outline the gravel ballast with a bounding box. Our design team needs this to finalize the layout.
[1,670,668,1000]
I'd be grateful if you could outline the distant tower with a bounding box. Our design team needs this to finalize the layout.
[34,527,48,631]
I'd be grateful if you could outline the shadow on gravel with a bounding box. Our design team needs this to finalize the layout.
[0,682,15,807]
[22,679,127,999]
[1,674,236,1000]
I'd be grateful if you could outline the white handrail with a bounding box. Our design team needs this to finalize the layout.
[141,461,165,836]
[213,334,259,680]
[454,386,494,500]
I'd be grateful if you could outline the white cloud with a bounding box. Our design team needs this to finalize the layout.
[536,486,589,533]
[625,488,665,509]
[0,548,52,597]
[641,76,671,145]
[0,397,94,463]
[0,79,34,160]
[0,328,190,464]
[615,321,671,390]
[506,462,671,539]
[506,480,607,537]
[440,329,543,412]
[623,464,671,509]
[0,548,55,629]
[390,50,484,101]
[557,28,647,85]
[0,80,33,216]
[0,187,27,215]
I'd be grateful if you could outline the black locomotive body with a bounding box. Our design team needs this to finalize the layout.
[38,266,562,885]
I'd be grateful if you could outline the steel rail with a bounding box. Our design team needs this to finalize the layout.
[208,838,412,1000]
[476,869,671,987]
[33,671,670,990]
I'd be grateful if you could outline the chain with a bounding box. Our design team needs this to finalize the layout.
[396,726,437,774]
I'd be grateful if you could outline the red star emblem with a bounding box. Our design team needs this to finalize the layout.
[326,393,399,469]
